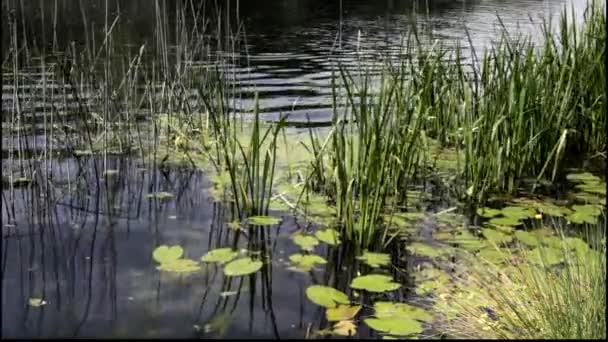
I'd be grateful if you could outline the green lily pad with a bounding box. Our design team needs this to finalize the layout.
[364,317,423,336]
[373,301,432,322]
[326,304,361,322]
[482,228,512,245]
[476,207,502,218]
[350,274,400,293]
[315,228,341,246]
[289,254,327,271]
[535,202,572,217]
[146,191,174,200]
[153,245,184,264]
[571,192,605,205]
[292,233,319,251]
[529,247,563,266]
[414,268,451,296]
[28,298,47,307]
[501,206,536,220]
[566,172,600,183]
[567,204,603,224]
[357,251,391,267]
[576,182,606,195]
[514,230,541,247]
[201,248,238,264]
[247,215,282,226]
[488,216,522,227]
[478,248,510,264]
[406,243,443,258]
[306,285,350,308]
[156,258,201,273]
[223,257,263,277]
[450,230,485,252]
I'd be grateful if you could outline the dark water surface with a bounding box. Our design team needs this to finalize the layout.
[1,0,590,338]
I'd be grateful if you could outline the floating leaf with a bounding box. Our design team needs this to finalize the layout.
[364,317,423,336]
[476,207,502,218]
[566,172,600,183]
[289,254,327,271]
[514,230,540,247]
[292,233,319,252]
[247,215,281,226]
[333,320,357,336]
[482,228,512,245]
[357,251,391,267]
[572,192,605,205]
[28,298,47,307]
[350,274,400,293]
[223,257,263,277]
[478,248,510,264]
[407,243,443,258]
[326,305,361,322]
[153,245,184,264]
[201,248,238,264]
[315,228,341,246]
[306,285,350,308]
[146,192,174,200]
[373,302,432,322]
[529,247,563,266]
[450,230,485,252]
[488,216,522,227]
[567,204,602,224]
[156,259,201,273]
[535,202,572,217]
[501,206,536,220]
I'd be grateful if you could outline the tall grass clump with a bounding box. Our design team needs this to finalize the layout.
[459,0,606,204]
[437,221,606,339]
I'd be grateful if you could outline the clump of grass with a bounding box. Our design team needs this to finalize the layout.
[436,223,606,339]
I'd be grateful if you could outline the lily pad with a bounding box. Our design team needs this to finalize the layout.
[576,182,606,195]
[146,192,174,200]
[292,233,319,251]
[566,172,600,183]
[514,230,541,247]
[488,216,522,227]
[289,254,327,271]
[529,247,563,266]
[201,248,238,264]
[350,274,400,293]
[333,320,357,336]
[478,248,510,264]
[407,243,443,258]
[306,285,350,308]
[357,251,391,267]
[373,302,432,322]
[28,298,47,307]
[326,304,362,322]
[364,317,423,336]
[476,207,502,218]
[535,202,572,217]
[153,245,184,264]
[223,257,263,277]
[450,230,486,252]
[315,228,341,246]
[482,228,512,245]
[247,215,282,226]
[156,258,201,273]
[567,204,602,224]
[501,206,536,220]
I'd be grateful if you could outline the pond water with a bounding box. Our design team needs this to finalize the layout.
[1,0,598,339]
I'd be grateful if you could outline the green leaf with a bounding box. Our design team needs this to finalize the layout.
[223,257,263,277]
[482,228,512,245]
[529,247,563,266]
[406,243,443,258]
[201,248,238,264]
[364,317,423,336]
[488,216,522,227]
[566,172,600,183]
[576,182,606,195]
[501,206,536,220]
[156,258,201,273]
[373,302,432,322]
[247,215,282,226]
[357,251,391,267]
[153,245,184,264]
[289,254,327,271]
[478,248,510,264]
[535,202,572,217]
[476,207,502,218]
[315,228,341,246]
[292,233,319,252]
[567,204,602,224]
[29,298,47,307]
[306,285,350,308]
[326,305,361,322]
[514,230,541,247]
[450,230,485,252]
[350,274,400,293]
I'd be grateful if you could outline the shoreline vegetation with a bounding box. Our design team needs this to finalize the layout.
[2,0,605,339]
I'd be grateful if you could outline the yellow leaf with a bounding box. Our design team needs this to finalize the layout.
[333,320,357,336]
[326,305,361,321]
[534,214,542,219]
